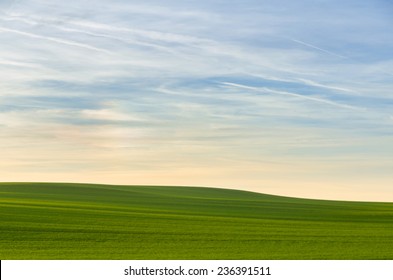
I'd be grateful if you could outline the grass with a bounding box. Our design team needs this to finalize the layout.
[1,182,392,259]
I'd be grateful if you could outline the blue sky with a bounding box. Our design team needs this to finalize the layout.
[0,0,392,201]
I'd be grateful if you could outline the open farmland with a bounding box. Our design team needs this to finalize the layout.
[1,183,392,259]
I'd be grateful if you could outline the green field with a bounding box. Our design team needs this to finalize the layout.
[1,182,392,259]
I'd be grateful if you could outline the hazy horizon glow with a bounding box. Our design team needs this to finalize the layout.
[1,0,393,201]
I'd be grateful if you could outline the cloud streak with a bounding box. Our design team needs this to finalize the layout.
[290,38,348,59]
[0,26,112,54]
[221,82,363,110]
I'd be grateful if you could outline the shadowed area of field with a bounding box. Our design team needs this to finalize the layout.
[1,183,392,259]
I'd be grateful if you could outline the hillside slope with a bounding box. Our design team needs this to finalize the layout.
[1,183,392,259]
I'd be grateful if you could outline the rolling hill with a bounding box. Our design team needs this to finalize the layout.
[1,182,392,259]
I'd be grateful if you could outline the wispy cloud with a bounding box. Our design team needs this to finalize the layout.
[0,26,112,54]
[296,78,356,94]
[290,38,348,59]
[221,82,363,110]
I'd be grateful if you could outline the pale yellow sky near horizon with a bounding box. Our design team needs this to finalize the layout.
[1,147,392,202]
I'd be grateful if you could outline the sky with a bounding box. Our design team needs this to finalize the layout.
[0,0,392,201]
